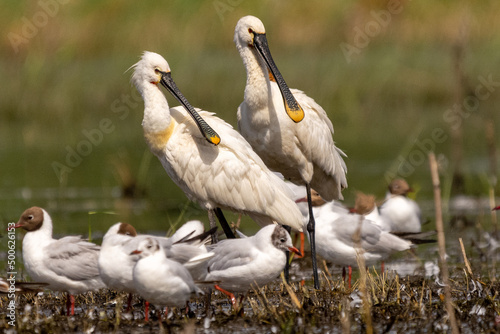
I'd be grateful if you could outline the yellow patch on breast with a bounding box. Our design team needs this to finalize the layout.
[144,121,176,153]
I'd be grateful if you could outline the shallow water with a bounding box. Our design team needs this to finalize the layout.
[1,191,499,333]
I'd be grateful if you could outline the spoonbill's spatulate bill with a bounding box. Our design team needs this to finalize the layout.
[234,16,348,288]
[13,207,105,316]
[131,51,304,241]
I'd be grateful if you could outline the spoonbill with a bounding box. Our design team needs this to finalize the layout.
[234,16,348,288]
[12,207,105,315]
[131,51,304,241]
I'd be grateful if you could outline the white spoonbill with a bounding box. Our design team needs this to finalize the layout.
[131,51,304,241]
[12,207,105,315]
[234,15,348,288]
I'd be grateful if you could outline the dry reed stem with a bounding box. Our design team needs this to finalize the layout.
[280,274,302,309]
[340,296,350,334]
[353,215,373,334]
[459,237,473,276]
[429,152,460,334]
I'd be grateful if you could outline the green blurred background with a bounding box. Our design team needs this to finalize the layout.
[1,0,499,236]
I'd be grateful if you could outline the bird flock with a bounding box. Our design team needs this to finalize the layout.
[10,15,429,322]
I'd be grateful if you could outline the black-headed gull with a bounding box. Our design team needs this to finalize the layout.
[13,207,105,315]
[99,220,213,315]
[297,192,412,287]
[130,237,201,326]
[0,277,48,294]
[234,15,347,289]
[379,179,423,233]
[354,192,392,232]
[355,191,436,245]
[202,224,301,308]
[131,51,304,245]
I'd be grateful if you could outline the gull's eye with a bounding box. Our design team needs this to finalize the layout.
[28,215,34,220]
[280,238,286,243]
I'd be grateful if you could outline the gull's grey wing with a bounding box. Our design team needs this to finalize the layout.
[44,236,101,281]
[333,215,383,249]
[207,238,256,272]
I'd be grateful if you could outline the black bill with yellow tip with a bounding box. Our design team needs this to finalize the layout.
[159,71,221,146]
[253,32,304,123]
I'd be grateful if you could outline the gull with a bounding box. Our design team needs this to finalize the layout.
[201,224,301,309]
[131,237,201,327]
[296,193,411,287]
[131,51,304,241]
[356,191,436,244]
[98,220,213,314]
[13,207,105,315]
[234,15,347,288]
[354,192,392,232]
[0,277,48,294]
[379,179,423,233]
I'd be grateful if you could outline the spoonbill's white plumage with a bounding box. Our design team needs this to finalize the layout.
[131,51,304,239]
[379,179,422,233]
[13,207,105,315]
[234,16,347,288]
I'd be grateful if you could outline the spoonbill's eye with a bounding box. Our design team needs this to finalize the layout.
[154,68,161,74]
[248,28,253,34]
